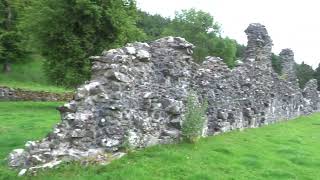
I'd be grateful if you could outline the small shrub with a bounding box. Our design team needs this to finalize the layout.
[181,92,208,143]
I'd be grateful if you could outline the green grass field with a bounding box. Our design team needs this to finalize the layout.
[1,102,320,180]
[0,56,71,93]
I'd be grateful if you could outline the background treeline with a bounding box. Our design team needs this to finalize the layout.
[137,10,246,67]
[271,54,320,89]
[0,0,317,89]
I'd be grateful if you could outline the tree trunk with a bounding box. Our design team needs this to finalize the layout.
[2,0,12,73]
[3,61,11,73]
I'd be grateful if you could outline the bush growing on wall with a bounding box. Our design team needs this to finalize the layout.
[181,92,208,143]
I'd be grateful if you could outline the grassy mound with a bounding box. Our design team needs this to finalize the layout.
[0,56,71,93]
[1,102,320,180]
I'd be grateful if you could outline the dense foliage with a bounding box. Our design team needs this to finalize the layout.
[162,9,238,67]
[271,53,282,75]
[313,63,320,90]
[138,9,241,67]
[137,11,170,41]
[20,0,145,87]
[0,1,317,89]
[296,62,315,88]
[235,43,246,59]
[0,0,27,73]
[0,2,246,87]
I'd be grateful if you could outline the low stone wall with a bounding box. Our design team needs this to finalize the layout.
[0,86,73,102]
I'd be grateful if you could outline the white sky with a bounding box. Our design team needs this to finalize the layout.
[136,0,320,68]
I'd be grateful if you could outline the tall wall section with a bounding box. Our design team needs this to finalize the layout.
[8,23,320,172]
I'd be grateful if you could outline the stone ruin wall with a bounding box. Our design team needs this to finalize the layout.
[279,49,300,87]
[0,86,73,102]
[8,23,320,173]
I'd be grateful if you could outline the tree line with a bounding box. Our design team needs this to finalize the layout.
[271,54,320,89]
[0,0,318,89]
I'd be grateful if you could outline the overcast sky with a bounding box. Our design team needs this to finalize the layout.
[136,0,320,68]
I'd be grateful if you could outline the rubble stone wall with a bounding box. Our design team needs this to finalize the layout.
[8,23,320,173]
[0,86,73,102]
[279,49,299,87]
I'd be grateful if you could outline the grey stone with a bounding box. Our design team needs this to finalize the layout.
[244,23,273,69]
[162,129,180,138]
[136,50,151,61]
[8,149,28,167]
[124,47,136,55]
[279,49,299,87]
[18,169,27,176]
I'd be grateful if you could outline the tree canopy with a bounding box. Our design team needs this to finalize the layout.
[137,11,170,41]
[160,9,238,67]
[296,62,315,88]
[0,0,27,73]
[1,2,316,89]
[0,4,247,86]
[20,0,145,87]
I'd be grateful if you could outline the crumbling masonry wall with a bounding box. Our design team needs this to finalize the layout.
[8,23,320,172]
[279,49,299,87]
[0,86,73,101]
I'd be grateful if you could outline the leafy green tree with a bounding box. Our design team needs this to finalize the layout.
[314,63,320,90]
[21,0,145,87]
[162,9,238,67]
[296,62,315,88]
[235,43,246,59]
[137,11,171,40]
[271,53,282,75]
[0,0,27,73]
[211,37,237,68]
[163,9,220,61]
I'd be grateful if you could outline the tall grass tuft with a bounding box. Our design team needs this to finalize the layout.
[181,91,208,143]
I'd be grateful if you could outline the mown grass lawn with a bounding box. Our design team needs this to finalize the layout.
[1,102,320,180]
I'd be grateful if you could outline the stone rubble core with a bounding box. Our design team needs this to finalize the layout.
[279,49,300,87]
[8,23,320,174]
